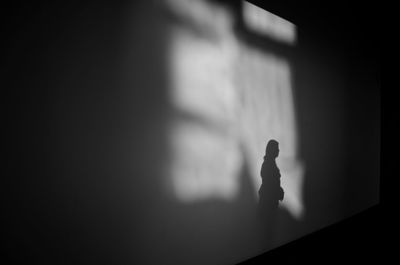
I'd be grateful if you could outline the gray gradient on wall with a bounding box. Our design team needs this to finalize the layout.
[4,1,379,264]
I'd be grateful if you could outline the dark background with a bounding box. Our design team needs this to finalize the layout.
[239,204,381,264]
[3,0,380,264]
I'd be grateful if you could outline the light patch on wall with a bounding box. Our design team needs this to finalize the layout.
[165,0,304,219]
[236,46,305,219]
[166,2,243,202]
[169,119,243,202]
[242,1,297,45]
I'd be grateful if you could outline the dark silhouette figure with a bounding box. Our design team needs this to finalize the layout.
[258,140,284,247]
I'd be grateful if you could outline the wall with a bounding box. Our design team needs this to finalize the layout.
[4,1,379,264]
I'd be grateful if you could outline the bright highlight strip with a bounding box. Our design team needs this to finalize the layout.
[243,1,297,45]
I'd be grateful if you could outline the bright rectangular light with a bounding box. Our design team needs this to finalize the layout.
[242,1,297,44]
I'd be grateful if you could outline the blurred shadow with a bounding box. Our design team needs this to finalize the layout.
[257,140,284,248]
